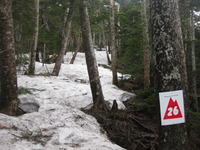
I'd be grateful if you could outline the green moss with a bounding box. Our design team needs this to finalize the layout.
[18,87,32,95]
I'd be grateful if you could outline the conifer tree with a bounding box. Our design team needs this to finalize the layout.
[52,0,75,76]
[110,0,118,86]
[151,0,188,149]
[29,0,39,75]
[80,0,108,110]
[141,0,151,88]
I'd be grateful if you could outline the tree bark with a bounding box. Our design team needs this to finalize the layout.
[188,10,198,111]
[151,0,188,149]
[80,0,108,110]
[70,33,82,64]
[0,0,19,116]
[42,43,46,66]
[141,0,151,88]
[179,0,191,109]
[52,0,74,76]
[28,0,39,75]
[92,32,96,46]
[106,46,111,65]
[180,0,197,111]
[110,0,118,86]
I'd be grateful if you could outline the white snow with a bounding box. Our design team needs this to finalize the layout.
[0,50,134,150]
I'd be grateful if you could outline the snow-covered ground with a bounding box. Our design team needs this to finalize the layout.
[0,50,134,150]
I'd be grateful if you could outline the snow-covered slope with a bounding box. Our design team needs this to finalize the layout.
[0,50,134,150]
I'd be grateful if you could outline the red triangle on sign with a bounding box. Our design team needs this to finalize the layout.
[163,97,183,120]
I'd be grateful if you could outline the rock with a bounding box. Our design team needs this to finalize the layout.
[19,103,39,113]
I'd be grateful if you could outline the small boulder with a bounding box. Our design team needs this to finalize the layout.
[19,103,39,113]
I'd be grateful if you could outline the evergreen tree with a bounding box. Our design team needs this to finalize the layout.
[141,0,151,88]
[29,0,40,75]
[151,0,188,149]
[80,0,109,110]
[110,0,118,86]
[52,0,75,76]
[12,0,35,53]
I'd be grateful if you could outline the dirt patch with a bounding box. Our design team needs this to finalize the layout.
[84,97,200,150]
[84,98,158,150]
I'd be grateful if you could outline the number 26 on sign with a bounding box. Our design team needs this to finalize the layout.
[167,106,179,116]
[159,90,185,126]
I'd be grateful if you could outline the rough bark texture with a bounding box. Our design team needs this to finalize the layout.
[0,0,18,115]
[52,0,74,76]
[110,0,118,86]
[29,0,39,75]
[80,0,108,110]
[141,0,151,88]
[151,0,188,149]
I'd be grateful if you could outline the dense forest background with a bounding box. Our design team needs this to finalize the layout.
[12,0,200,103]
[12,0,200,86]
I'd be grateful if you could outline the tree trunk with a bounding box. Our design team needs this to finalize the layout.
[0,0,19,116]
[79,0,108,110]
[189,10,198,111]
[141,0,151,88]
[92,32,96,46]
[62,8,70,37]
[70,33,82,64]
[110,0,118,86]
[179,0,191,109]
[42,43,46,66]
[100,22,106,49]
[116,3,122,57]
[52,0,74,76]
[151,0,188,149]
[29,0,39,75]
[106,46,111,65]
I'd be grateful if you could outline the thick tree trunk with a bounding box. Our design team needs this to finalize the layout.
[151,0,188,149]
[80,0,108,110]
[110,0,118,86]
[0,0,19,116]
[52,0,74,76]
[29,0,39,75]
[141,0,151,88]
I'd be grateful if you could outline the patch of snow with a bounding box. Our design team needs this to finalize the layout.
[0,51,135,150]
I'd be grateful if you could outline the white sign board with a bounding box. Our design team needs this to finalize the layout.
[159,90,185,126]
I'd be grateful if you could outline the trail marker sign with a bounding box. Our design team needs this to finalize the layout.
[159,90,185,126]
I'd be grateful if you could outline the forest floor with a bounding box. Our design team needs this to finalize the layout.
[1,51,199,150]
[85,96,159,150]
[86,97,200,150]
[85,82,200,150]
